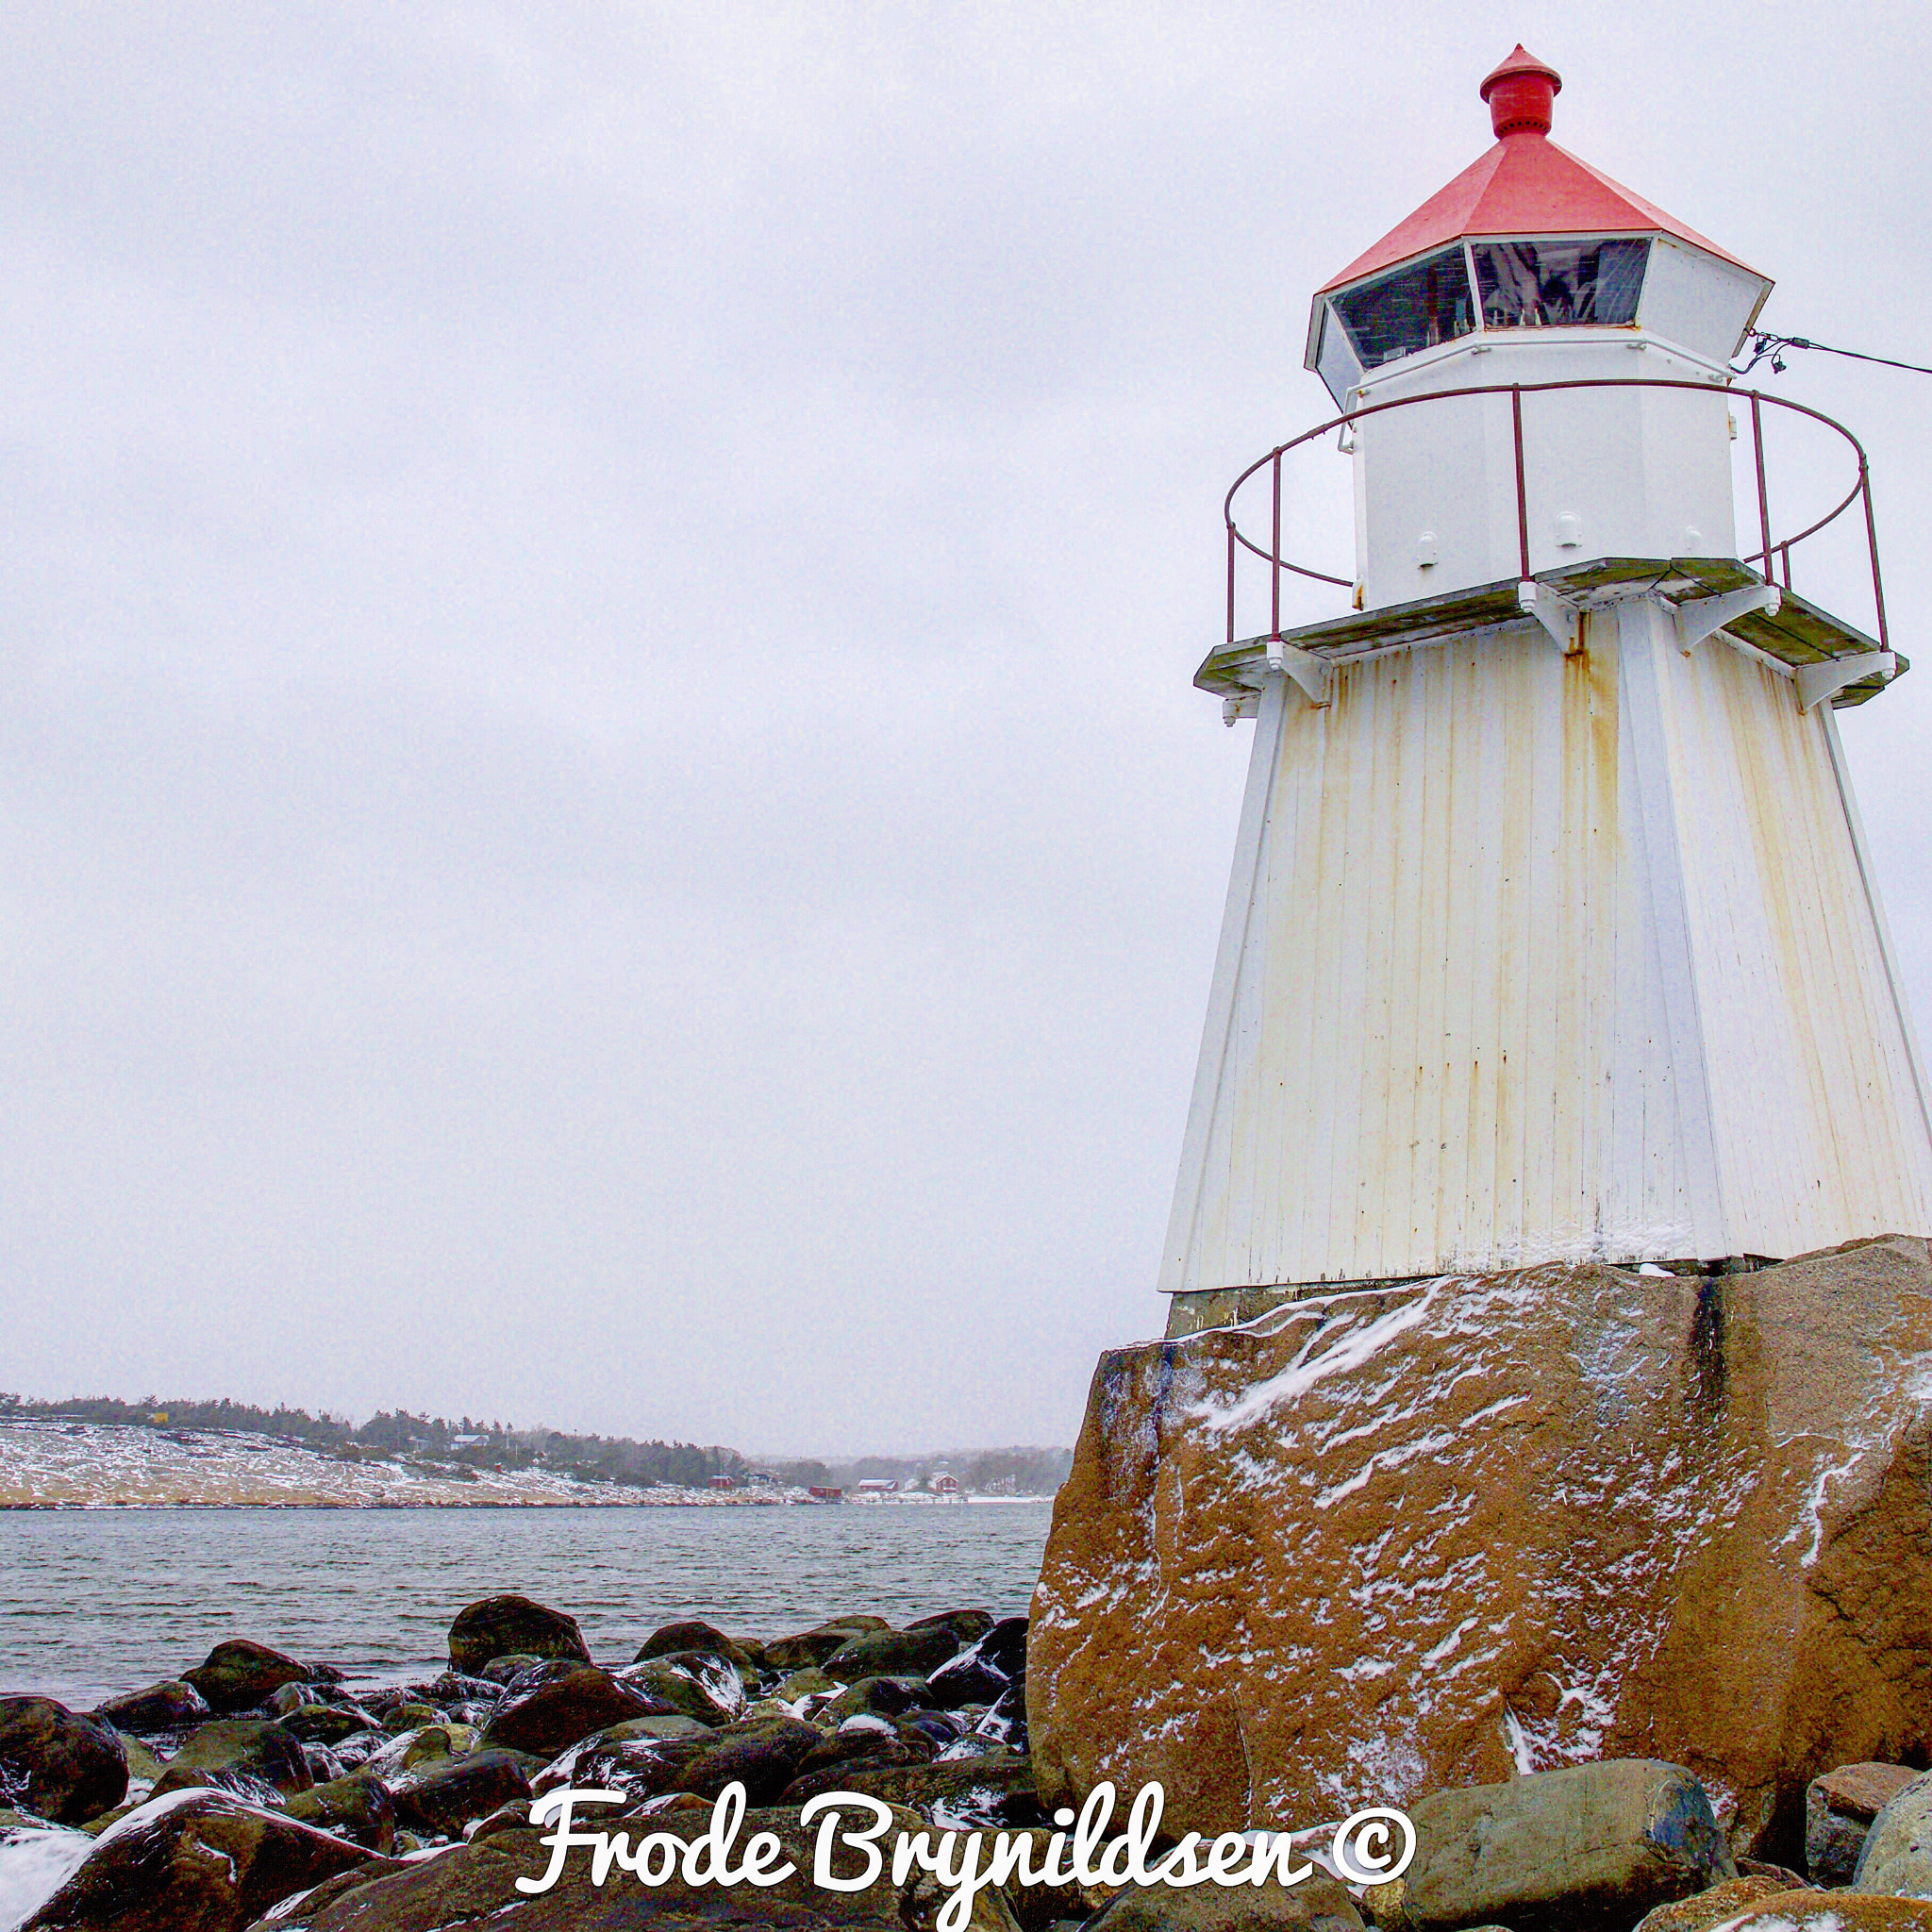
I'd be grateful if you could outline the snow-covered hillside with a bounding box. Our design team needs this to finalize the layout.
[0,1420,788,1507]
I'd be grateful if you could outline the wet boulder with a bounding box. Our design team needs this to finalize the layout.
[477,1653,541,1686]
[632,1619,759,1673]
[0,1699,128,1826]
[446,1595,589,1676]
[377,1700,441,1734]
[89,1682,208,1737]
[974,1679,1026,1752]
[770,1666,835,1703]
[617,1654,743,1725]
[1362,1760,1735,1932]
[926,1618,1026,1710]
[479,1666,663,1758]
[491,1657,584,1699]
[151,1719,312,1801]
[264,1683,328,1718]
[352,1723,479,1784]
[285,1773,397,1854]
[820,1675,930,1724]
[896,1710,970,1752]
[182,1641,313,1715]
[384,1754,529,1839]
[424,1670,499,1704]
[21,1790,372,1932]
[820,1625,961,1683]
[1694,1900,1932,1931]
[592,1713,711,1745]
[245,1857,408,1923]
[1633,1874,1818,1932]
[277,1704,378,1748]
[760,1615,891,1674]
[777,1729,939,1803]
[391,1750,532,1838]
[1812,1763,1922,1884]
[534,1712,824,1809]
[906,1608,997,1647]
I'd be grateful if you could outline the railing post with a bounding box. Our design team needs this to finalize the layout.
[1750,391,1774,579]
[1510,387,1530,580]
[1862,465,1890,650]
[1226,523,1236,647]
[1779,543,1790,591]
[1271,451,1283,640]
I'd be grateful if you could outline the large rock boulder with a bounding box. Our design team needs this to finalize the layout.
[151,1719,312,1801]
[1692,1899,1932,1931]
[633,1619,759,1673]
[1855,1768,1932,1894]
[533,1713,824,1809]
[446,1595,589,1676]
[182,1641,312,1715]
[285,1772,397,1852]
[906,1610,997,1647]
[780,1724,939,1794]
[22,1790,371,1931]
[818,1676,929,1724]
[1634,1874,1818,1932]
[391,1750,532,1838]
[90,1682,208,1736]
[821,1626,961,1683]
[1361,1760,1734,1932]
[619,1655,743,1725]
[1812,1762,1920,1883]
[278,1704,379,1748]
[479,1666,663,1758]
[0,1700,128,1825]
[926,1617,1026,1710]
[761,1616,891,1674]
[1033,1238,1932,1857]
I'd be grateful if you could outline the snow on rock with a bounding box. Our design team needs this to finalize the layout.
[1031,1236,1932,1859]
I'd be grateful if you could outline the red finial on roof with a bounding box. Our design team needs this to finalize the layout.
[1479,45,1561,139]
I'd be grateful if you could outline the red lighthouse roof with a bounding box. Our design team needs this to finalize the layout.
[1318,47,1760,293]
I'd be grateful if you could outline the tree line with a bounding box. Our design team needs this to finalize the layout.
[0,1392,1071,1494]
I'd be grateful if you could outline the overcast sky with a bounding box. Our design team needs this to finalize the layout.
[2,1,1928,1455]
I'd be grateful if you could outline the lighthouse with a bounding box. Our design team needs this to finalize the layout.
[1161,48,1932,1334]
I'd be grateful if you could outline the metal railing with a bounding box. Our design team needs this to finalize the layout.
[1224,378,1890,651]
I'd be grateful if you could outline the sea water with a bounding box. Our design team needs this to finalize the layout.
[0,1501,1055,1705]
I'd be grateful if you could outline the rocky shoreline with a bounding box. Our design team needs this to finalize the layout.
[7,1596,1932,1931]
[1,1594,1043,1930]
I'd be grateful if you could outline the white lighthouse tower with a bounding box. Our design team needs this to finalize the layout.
[1162,47,1932,1334]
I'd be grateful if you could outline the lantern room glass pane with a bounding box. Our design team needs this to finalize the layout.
[1331,248,1476,367]
[1313,303,1364,407]
[1473,238,1650,327]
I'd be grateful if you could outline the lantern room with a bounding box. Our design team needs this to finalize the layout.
[1305,48,1774,610]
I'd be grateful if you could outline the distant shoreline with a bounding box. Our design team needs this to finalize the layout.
[0,1495,1054,1511]
[0,1418,1061,1510]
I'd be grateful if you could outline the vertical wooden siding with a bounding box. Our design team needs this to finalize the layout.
[1160,598,1932,1291]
